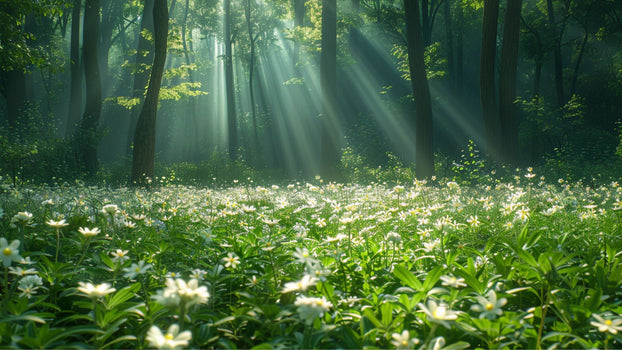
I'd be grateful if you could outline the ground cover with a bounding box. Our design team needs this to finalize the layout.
[1,172,622,349]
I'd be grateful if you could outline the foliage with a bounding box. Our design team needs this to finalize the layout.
[392,42,448,81]
[1,174,622,348]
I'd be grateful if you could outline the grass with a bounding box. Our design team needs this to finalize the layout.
[0,171,621,349]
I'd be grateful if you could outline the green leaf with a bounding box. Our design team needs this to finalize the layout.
[394,265,423,291]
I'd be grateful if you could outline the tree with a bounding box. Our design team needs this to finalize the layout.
[404,0,434,179]
[320,0,340,179]
[224,0,238,160]
[546,0,566,108]
[66,0,82,137]
[479,0,502,160]
[126,0,155,156]
[77,0,102,176]
[499,0,522,164]
[131,0,168,185]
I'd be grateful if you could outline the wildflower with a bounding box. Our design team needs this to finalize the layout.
[391,330,419,349]
[471,290,507,319]
[293,247,317,265]
[387,231,402,244]
[189,268,207,280]
[316,218,327,227]
[294,295,332,325]
[422,238,441,252]
[222,252,240,269]
[146,324,192,349]
[153,278,209,308]
[466,215,480,228]
[9,266,37,276]
[440,275,466,289]
[11,212,33,226]
[78,227,100,237]
[111,249,130,264]
[46,219,69,228]
[1,238,23,267]
[282,274,318,293]
[123,260,152,279]
[77,282,116,299]
[418,299,458,329]
[514,207,530,222]
[394,185,405,194]
[102,204,119,215]
[18,275,43,298]
[591,313,622,334]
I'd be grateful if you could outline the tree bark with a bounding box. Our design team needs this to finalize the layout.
[443,0,455,86]
[78,0,102,177]
[404,0,435,179]
[131,0,168,185]
[421,0,431,46]
[245,0,260,160]
[126,0,155,157]
[546,0,565,107]
[66,0,82,137]
[224,0,238,160]
[499,0,522,164]
[479,0,502,160]
[320,0,340,179]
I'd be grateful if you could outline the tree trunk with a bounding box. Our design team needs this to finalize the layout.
[499,0,522,164]
[456,0,464,91]
[546,0,565,107]
[78,0,102,177]
[293,0,305,72]
[224,0,238,160]
[404,0,435,179]
[479,0,502,160]
[245,0,260,161]
[570,26,588,97]
[2,69,27,134]
[320,0,339,179]
[67,0,82,137]
[126,0,155,157]
[421,0,432,46]
[443,0,455,86]
[131,0,168,185]
[181,0,199,159]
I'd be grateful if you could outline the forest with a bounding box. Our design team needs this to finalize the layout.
[1,0,621,185]
[3,2,622,349]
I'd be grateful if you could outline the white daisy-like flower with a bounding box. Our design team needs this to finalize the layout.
[281,274,318,293]
[146,324,192,349]
[1,238,23,267]
[77,282,116,299]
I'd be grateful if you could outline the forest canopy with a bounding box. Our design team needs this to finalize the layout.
[1,0,621,185]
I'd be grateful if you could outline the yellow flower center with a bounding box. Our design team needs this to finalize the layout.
[135,267,140,273]
[485,303,494,311]
[165,334,174,340]
[433,307,446,319]
[401,340,408,346]
[606,320,613,326]
[3,248,11,256]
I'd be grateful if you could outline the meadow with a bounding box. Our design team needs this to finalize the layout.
[1,171,622,349]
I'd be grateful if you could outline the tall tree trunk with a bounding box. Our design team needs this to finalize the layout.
[67,0,82,137]
[224,0,238,160]
[479,0,502,160]
[181,0,199,159]
[126,0,155,156]
[131,0,168,185]
[420,0,432,47]
[320,0,339,179]
[245,0,260,161]
[499,0,522,164]
[546,0,564,107]
[78,0,102,176]
[443,0,455,86]
[404,0,434,179]
[456,0,464,91]
[570,26,588,97]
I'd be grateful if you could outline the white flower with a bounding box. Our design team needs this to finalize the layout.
[78,227,100,237]
[102,204,119,215]
[294,295,332,325]
[440,275,466,289]
[77,282,116,299]
[146,324,192,349]
[111,249,130,264]
[153,278,209,308]
[387,231,402,244]
[46,219,69,228]
[391,330,419,349]
[222,252,240,269]
[281,274,318,293]
[18,275,43,298]
[123,260,152,279]
[11,212,33,226]
[591,313,622,334]
[471,290,507,319]
[418,299,458,329]
[9,266,37,276]
[1,238,23,267]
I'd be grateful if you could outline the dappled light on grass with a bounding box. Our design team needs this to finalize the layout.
[0,172,622,348]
